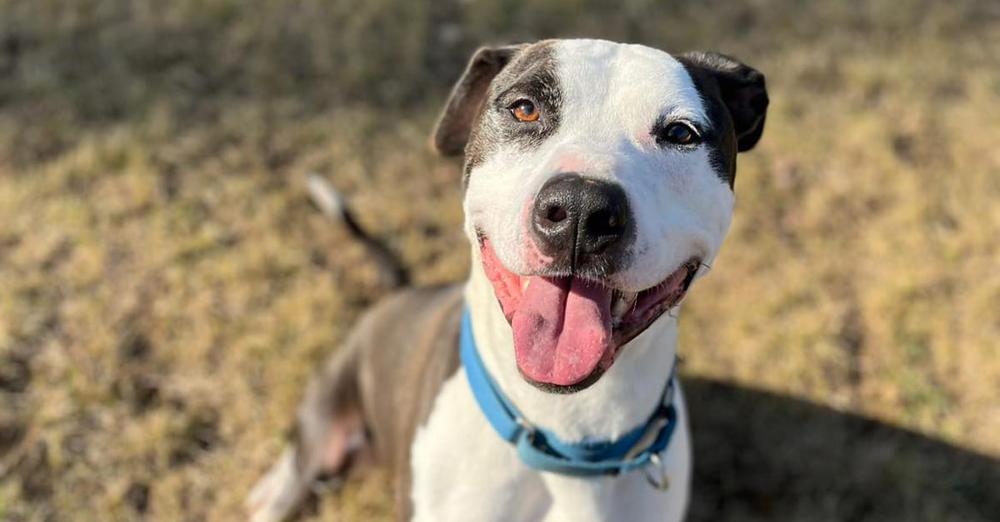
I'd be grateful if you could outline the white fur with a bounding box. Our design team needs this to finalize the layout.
[411,39,733,521]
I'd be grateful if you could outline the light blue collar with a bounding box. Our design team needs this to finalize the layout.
[459,308,679,478]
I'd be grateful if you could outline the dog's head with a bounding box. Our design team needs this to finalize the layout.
[434,39,767,392]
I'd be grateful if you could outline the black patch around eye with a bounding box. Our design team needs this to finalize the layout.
[462,41,562,185]
[496,76,559,118]
[491,74,561,142]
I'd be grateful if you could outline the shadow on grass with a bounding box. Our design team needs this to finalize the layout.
[684,377,999,522]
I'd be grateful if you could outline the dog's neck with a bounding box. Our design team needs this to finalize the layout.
[464,264,679,443]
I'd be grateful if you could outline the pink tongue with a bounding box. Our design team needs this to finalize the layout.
[511,277,613,386]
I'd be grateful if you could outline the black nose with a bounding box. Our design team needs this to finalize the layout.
[531,173,633,270]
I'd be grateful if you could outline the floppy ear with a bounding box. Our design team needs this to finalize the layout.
[679,52,768,152]
[432,45,524,156]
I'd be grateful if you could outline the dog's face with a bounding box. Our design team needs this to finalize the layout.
[434,39,768,392]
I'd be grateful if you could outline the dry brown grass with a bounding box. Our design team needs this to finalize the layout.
[0,0,998,520]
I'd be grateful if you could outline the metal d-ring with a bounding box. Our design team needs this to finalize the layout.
[644,453,670,491]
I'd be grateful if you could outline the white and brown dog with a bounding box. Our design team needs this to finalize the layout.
[248,38,768,522]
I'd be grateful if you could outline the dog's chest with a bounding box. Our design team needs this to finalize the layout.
[408,369,693,522]
[410,369,550,521]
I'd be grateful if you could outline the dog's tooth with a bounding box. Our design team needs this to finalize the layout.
[612,296,629,320]
[521,278,530,292]
[622,291,638,305]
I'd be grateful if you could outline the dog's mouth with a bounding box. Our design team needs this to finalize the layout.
[479,238,699,393]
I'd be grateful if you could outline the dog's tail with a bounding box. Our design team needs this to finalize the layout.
[306,173,409,290]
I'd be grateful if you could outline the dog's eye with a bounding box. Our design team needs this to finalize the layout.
[657,122,700,146]
[510,99,540,122]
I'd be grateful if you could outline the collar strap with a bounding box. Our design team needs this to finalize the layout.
[459,308,679,477]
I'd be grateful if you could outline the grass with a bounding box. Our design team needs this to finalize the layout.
[0,0,998,520]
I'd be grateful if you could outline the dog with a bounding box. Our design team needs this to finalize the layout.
[247,38,768,522]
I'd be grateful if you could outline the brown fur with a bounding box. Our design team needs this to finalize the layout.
[291,284,463,519]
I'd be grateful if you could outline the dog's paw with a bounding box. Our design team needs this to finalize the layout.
[246,449,309,522]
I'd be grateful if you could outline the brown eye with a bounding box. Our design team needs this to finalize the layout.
[510,99,540,122]
[658,122,699,146]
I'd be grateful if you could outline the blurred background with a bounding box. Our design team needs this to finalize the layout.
[0,0,998,520]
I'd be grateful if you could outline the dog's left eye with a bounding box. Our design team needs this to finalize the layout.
[509,99,540,122]
[656,122,700,146]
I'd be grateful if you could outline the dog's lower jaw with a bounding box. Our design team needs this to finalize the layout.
[464,259,681,443]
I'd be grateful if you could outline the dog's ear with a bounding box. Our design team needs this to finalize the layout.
[432,45,525,156]
[678,52,768,152]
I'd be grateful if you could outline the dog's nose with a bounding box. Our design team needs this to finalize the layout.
[531,173,632,268]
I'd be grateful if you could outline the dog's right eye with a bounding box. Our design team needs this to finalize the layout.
[655,121,700,146]
[509,99,540,122]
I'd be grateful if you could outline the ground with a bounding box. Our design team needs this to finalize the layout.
[0,0,998,520]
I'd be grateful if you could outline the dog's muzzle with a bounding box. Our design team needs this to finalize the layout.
[530,173,634,275]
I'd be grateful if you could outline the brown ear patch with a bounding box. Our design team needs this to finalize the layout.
[432,45,525,156]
